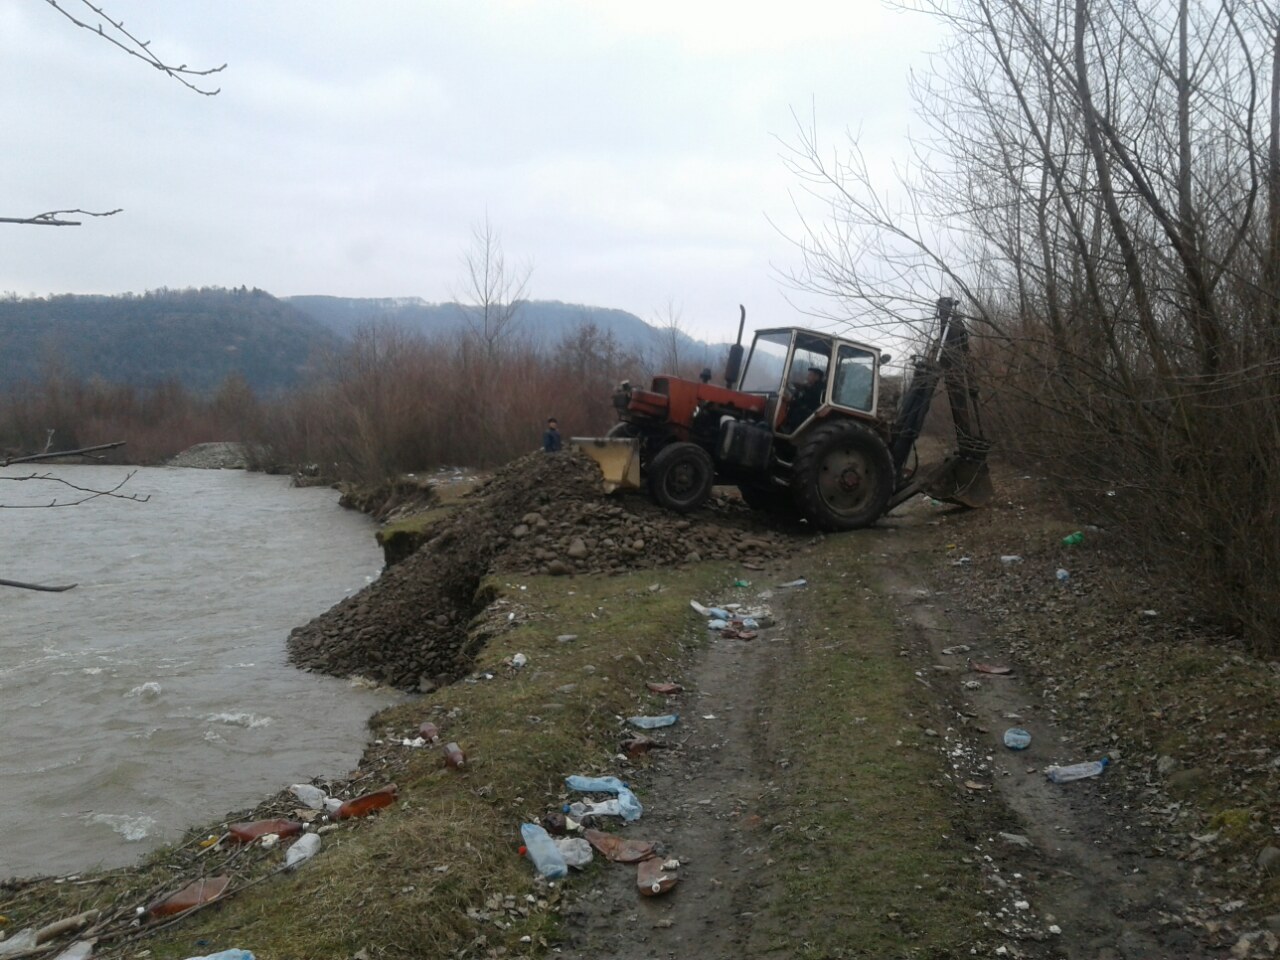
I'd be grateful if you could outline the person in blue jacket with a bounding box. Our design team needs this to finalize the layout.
[542,417,562,453]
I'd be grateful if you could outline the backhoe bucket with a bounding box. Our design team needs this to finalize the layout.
[921,455,994,509]
[571,437,641,494]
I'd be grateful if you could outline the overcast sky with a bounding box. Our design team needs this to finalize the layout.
[0,0,939,339]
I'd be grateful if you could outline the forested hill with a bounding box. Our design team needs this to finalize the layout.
[0,289,722,395]
[286,296,719,363]
[0,288,338,394]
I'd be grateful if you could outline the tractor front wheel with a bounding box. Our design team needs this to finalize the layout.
[647,442,715,513]
[792,421,893,530]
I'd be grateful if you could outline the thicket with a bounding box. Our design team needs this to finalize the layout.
[788,0,1280,651]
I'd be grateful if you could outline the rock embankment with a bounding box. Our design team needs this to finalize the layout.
[287,451,797,691]
[166,442,249,469]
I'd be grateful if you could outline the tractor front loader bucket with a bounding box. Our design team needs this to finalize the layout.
[920,455,994,509]
[571,437,642,494]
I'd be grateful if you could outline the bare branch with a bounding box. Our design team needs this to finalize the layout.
[42,0,226,95]
[0,207,123,227]
[3,441,129,466]
[0,577,77,592]
[0,470,150,508]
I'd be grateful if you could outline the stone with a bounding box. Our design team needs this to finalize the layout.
[1167,767,1208,798]
[511,524,530,538]
[685,551,702,563]
[1156,755,1178,776]
[1257,846,1280,876]
[567,538,589,559]
[547,560,572,576]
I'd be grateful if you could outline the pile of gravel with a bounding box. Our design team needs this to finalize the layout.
[287,451,796,691]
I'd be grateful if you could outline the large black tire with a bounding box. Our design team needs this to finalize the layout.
[738,482,798,517]
[647,442,715,513]
[792,420,894,530]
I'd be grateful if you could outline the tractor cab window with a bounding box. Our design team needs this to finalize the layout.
[739,331,791,394]
[831,345,877,413]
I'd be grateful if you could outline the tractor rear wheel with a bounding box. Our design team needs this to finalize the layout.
[647,442,715,513]
[792,420,893,530]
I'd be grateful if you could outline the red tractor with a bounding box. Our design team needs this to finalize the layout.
[576,298,992,530]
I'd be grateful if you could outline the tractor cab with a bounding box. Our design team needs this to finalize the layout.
[736,328,885,436]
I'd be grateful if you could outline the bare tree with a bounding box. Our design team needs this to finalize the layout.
[4,0,225,226]
[456,215,533,359]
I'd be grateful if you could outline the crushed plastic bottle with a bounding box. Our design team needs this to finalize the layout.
[1046,757,1109,783]
[1056,568,1070,582]
[511,653,528,668]
[627,714,678,730]
[228,819,303,844]
[180,952,255,960]
[637,856,678,896]
[0,930,37,958]
[520,823,568,879]
[1062,531,1084,546]
[554,836,593,869]
[285,832,321,870]
[289,783,328,810]
[146,877,231,920]
[564,774,644,821]
[777,578,808,588]
[1000,555,1023,564]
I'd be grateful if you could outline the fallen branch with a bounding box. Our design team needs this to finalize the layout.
[0,208,122,227]
[3,441,128,466]
[0,578,77,592]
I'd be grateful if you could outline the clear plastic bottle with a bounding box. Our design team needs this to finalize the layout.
[1046,757,1109,783]
[520,823,568,879]
[289,783,328,810]
[285,832,321,870]
[627,714,678,730]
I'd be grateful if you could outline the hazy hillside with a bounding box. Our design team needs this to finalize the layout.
[286,296,723,365]
[0,288,338,394]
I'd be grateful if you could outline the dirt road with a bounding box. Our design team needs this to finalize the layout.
[556,502,1227,959]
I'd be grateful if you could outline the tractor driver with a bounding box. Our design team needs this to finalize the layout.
[782,366,825,432]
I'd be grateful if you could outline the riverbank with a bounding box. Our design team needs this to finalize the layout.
[4,459,1278,959]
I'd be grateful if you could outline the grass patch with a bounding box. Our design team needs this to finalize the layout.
[755,539,985,959]
[74,563,732,959]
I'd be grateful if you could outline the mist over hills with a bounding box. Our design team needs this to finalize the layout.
[0,288,722,394]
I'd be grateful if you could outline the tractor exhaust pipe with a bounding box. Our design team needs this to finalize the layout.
[724,304,746,388]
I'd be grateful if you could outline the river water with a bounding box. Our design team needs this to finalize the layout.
[0,465,399,878]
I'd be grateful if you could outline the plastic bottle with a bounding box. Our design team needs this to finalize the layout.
[332,784,398,820]
[418,721,440,742]
[1062,531,1084,546]
[627,714,678,730]
[146,877,231,919]
[284,832,321,870]
[1046,757,1109,783]
[442,742,466,769]
[0,930,37,958]
[289,783,328,810]
[228,819,304,844]
[519,823,568,879]
[181,952,255,960]
[564,775,643,821]
[1003,727,1032,750]
[51,942,94,960]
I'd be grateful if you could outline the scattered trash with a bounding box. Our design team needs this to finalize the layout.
[511,653,528,668]
[227,819,302,839]
[777,578,808,589]
[198,835,220,849]
[556,634,578,643]
[999,555,1023,564]
[146,877,231,920]
[941,644,971,655]
[970,660,1012,675]
[0,930,36,957]
[1003,728,1032,750]
[52,942,94,960]
[645,682,683,694]
[566,798,625,818]
[627,714,678,730]
[733,579,751,588]
[584,828,658,863]
[963,780,989,791]
[690,600,711,616]
[332,784,398,820]
[1062,531,1084,546]
[564,775,643,821]
[289,783,328,810]
[1055,568,1070,582]
[554,836,593,869]
[962,680,982,690]
[999,832,1034,848]
[285,833,321,870]
[950,556,972,565]
[636,856,678,896]
[442,742,467,769]
[399,736,428,748]
[180,952,254,960]
[1046,757,1109,783]
[520,823,568,879]
[418,721,441,742]
[707,618,729,630]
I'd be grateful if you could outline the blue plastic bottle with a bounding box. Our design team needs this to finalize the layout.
[520,823,568,878]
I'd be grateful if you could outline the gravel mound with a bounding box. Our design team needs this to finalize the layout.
[287,450,797,691]
[166,442,248,469]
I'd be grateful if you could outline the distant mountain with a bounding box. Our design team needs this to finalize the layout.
[286,296,722,365]
[0,287,338,394]
[0,289,725,396]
